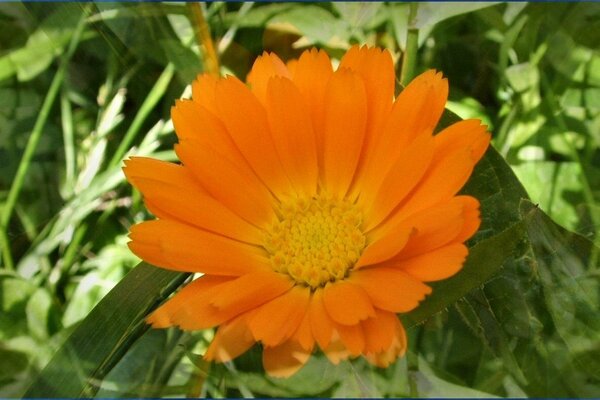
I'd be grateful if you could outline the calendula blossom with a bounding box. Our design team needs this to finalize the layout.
[124,45,490,377]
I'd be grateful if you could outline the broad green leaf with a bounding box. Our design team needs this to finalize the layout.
[0,5,82,82]
[512,161,583,232]
[227,355,340,397]
[413,356,498,398]
[25,288,59,341]
[23,264,188,398]
[0,346,28,381]
[332,2,384,31]
[521,200,600,384]
[451,201,600,397]
[413,2,501,30]
[506,62,540,93]
[390,2,501,47]
[402,145,530,328]
[222,4,295,28]
[268,5,349,46]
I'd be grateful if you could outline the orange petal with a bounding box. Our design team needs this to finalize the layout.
[323,281,375,325]
[339,46,395,198]
[247,52,291,104]
[454,196,481,243]
[128,241,172,269]
[262,339,311,378]
[292,307,315,351]
[363,70,448,190]
[335,323,365,356]
[205,314,255,363]
[432,119,491,166]
[394,120,490,220]
[361,310,398,353]
[171,100,246,171]
[390,243,468,282]
[309,289,334,350]
[395,198,465,259]
[291,48,333,159]
[129,219,269,275]
[365,317,407,368]
[350,267,431,313]
[361,134,435,231]
[339,45,394,141]
[176,138,275,228]
[124,156,206,194]
[249,286,311,346]
[265,77,318,197]
[322,69,367,197]
[215,76,293,197]
[375,148,474,235]
[209,271,293,312]
[191,74,218,114]
[286,59,297,76]
[322,334,350,365]
[356,223,413,268]
[124,157,263,244]
[147,274,232,329]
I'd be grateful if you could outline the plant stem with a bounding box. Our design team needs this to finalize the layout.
[0,7,88,270]
[61,88,76,197]
[400,3,419,87]
[188,2,220,76]
[108,64,174,169]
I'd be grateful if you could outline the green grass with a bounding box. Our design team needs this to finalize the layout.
[0,2,598,398]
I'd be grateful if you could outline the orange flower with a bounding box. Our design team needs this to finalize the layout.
[124,45,490,378]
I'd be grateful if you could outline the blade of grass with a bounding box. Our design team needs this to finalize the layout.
[108,63,174,169]
[60,87,76,197]
[0,6,89,270]
[24,263,189,398]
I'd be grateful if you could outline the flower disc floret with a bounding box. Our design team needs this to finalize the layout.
[264,195,366,289]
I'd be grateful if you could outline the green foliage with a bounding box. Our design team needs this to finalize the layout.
[0,2,598,398]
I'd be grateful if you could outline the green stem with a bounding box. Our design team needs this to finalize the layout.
[188,2,220,76]
[400,28,419,87]
[108,64,174,169]
[0,7,88,270]
[61,87,76,197]
[400,4,419,87]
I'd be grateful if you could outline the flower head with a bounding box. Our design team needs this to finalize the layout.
[124,45,490,377]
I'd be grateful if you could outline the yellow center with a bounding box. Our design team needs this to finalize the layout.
[264,195,366,289]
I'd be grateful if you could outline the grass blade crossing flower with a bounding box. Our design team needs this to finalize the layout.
[124,45,491,378]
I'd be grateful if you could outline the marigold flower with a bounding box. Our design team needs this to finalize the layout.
[124,45,490,378]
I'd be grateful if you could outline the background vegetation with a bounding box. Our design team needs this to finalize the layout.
[0,2,598,397]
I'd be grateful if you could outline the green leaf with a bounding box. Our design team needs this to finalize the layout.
[268,5,349,46]
[0,5,83,82]
[512,161,583,232]
[402,145,530,328]
[0,346,28,381]
[25,288,59,340]
[413,2,501,30]
[506,62,540,93]
[23,264,188,398]
[413,356,499,398]
[222,3,295,28]
[521,200,600,383]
